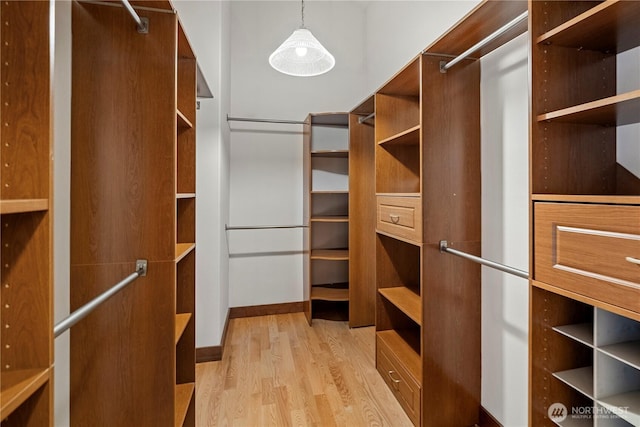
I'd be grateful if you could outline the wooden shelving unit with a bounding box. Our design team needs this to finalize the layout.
[0,2,53,425]
[529,2,640,425]
[367,1,527,425]
[69,2,199,425]
[303,113,352,324]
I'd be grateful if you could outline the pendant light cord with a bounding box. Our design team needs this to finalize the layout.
[301,0,305,28]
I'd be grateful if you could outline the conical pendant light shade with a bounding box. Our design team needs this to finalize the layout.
[269,28,335,77]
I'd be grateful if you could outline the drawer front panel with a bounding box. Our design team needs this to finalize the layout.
[534,203,640,313]
[376,195,422,243]
[376,336,420,426]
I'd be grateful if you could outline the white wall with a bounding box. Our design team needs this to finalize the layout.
[53,2,72,425]
[227,1,367,308]
[480,33,529,427]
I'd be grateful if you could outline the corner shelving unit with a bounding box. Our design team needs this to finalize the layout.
[0,2,53,425]
[303,113,350,324]
[69,2,199,425]
[529,1,640,425]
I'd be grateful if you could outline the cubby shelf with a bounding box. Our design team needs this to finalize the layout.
[553,323,594,348]
[310,216,349,223]
[310,249,349,261]
[599,342,640,370]
[311,286,349,301]
[377,125,420,146]
[176,193,196,199]
[378,287,421,326]
[175,243,195,262]
[553,366,595,399]
[599,392,640,426]
[177,109,193,129]
[0,368,50,418]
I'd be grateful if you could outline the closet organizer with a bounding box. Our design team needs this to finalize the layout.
[361,1,528,426]
[70,2,198,426]
[529,1,640,425]
[0,2,53,425]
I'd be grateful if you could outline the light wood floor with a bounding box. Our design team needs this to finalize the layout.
[195,312,413,427]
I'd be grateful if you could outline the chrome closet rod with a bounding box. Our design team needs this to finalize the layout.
[438,10,528,72]
[226,224,309,230]
[121,0,149,33]
[226,114,306,125]
[358,112,375,124]
[54,260,148,338]
[439,240,529,279]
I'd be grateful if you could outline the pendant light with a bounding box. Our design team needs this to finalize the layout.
[269,0,335,77]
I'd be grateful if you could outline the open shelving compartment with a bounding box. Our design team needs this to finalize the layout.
[0,2,53,425]
[304,113,351,324]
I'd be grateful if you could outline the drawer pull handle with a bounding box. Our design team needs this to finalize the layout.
[626,257,640,266]
[389,214,400,224]
[387,370,401,390]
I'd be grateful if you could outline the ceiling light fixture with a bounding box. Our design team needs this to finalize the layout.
[268,0,335,77]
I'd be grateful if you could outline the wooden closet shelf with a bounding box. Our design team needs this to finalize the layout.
[175,313,192,345]
[311,150,349,158]
[536,1,640,54]
[175,382,195,427]
[379,287,421,326]
[310,216,349,223]
[531,194,640,205]
[552,366,594,399]
[176,193,196,199]
[311,190,348,194]
[175,243,195,262]
[177,109,193,129]
[552,323,594,348]
[376,330,421,384]
[311,286,349,302]
[0,368,50,418]
[537,90,640,126]
[377,125,420,146]
[0,199,48,214]
[310,249,349,260]
[377,56,420,96]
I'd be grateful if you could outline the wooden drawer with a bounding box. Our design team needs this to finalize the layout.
[534,203,640,314]
[376,195,422,243]
[376,335,421,426]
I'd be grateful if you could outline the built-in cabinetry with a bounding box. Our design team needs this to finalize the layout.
[70,2,197,425]
[370,2,528,425]
[303,113,350,323]
[0,2,53,425]
[529,1,640,425]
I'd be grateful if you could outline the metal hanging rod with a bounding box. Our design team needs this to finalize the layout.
[54,260,148,338]
[121,0,149,34]
[227,114,306,125]
[226,224,309,230]
[439,10,528,73]
[358,112,375,124]
[439,241,529,279]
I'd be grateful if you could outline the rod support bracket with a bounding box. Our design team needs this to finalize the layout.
[137,17,149,34]
[136,259,148,276]
[439,61,448,73]
[439,240,448,252]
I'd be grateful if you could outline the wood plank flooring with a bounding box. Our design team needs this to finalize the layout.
[196,313,413,427]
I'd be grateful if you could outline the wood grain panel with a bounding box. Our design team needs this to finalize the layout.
[375,94,420,143]
[70,261,176,426]
[176,250,195,385]
[421,55,481,244]
[0,1,50,201]
[0,212,51,370]
[422,240,480,427]
[0,380,51,427]
[177,58,196,125]
[177,127,196,195]
[177,197,195,244]
[377,56,420,96]
[529,1,598,37]
[349,109,376,328]
[375,143,421,194]
[71,2,177,264]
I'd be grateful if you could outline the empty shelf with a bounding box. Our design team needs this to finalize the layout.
[175,382,195,427]
[177,109,193,129]
[175,243,195,262]
[1,368,50,418]
[379,287,421,326]
[175,313,192,345]
[377,330,421,384]
[311,286,349,302]
[553,323,594,348]
[553,366,594,399]
[176,193,196,199]
[311,249,349,261]
[537,90,640,126]
[311,150,349,158]
[599,341,640,370]
[310,216,349,223]
[598,391,640,426]
[377,125,420,146]
[0,199,48,214]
